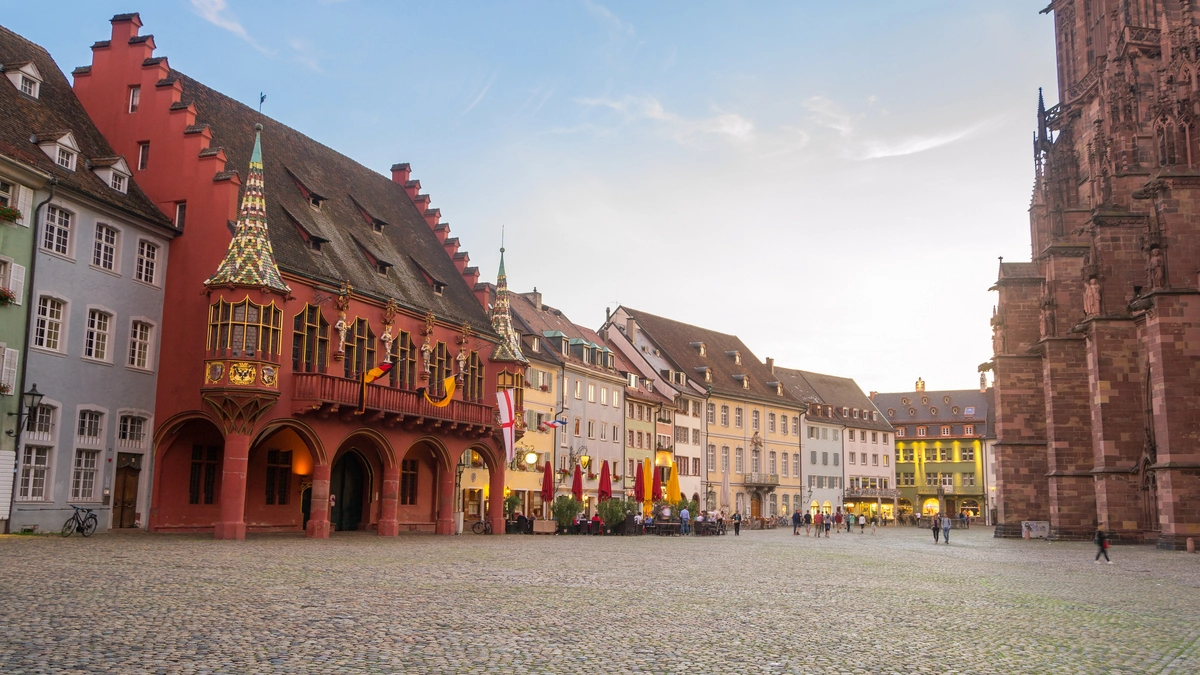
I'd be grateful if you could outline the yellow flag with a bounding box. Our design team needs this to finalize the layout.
[424,376,457,407]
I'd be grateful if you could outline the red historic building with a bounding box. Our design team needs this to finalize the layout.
[992,2,1200,549]
[72,14,516,539]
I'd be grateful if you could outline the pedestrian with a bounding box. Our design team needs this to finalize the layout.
[941,513,951,544]
[871,515,878,535]
[960,510,968,529]
[1094,528,1112,564]
[680,505,691,535]
[792,509,801,535]
[733,510,742,536]
[823,512,831,538]
[931,516,940,543]
[834,510,843,534]
[804,511,813,536]
[814,511,823,537]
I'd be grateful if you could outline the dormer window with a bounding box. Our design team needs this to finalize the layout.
[110,173,127,192]
[375,261,391,276]
[705,370,712,383]
[726,350,741,365]
[690,341,706,356]
[20,76,37,97]
[56,147,75,170]
[91,157,132,194]
[561,338,568,353]
[606,353,614,368]
[627,373,637,388]
[742,376,750,390]
[372,219,386,233]
[7,63,43,99]
[530,337,540,353]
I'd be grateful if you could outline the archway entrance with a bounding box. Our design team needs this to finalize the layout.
[750,494,761,518]
[331,451,368,531]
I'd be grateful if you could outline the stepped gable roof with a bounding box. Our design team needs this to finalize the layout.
[0,26,170,229]
[872,387,992,436]
[509,292,620,380]
[620,307,798,407]
[170,70,492,331]
[775,367,893,432]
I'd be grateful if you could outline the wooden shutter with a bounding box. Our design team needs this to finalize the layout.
[1,348,18,392]
[16,184,32,227]
[8,263,24,305]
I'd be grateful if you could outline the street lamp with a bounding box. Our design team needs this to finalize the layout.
[524,451,539,468]
[6,384,44,437]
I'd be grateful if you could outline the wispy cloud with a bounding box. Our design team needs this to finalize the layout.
[462,70,500,115]
[800,95,995,160]
[802,96,855,137]
[581,0,635,37]
[190,0,272,54]
[575,95,754,144]
[289,38,321,72]
[858,118,1000,159]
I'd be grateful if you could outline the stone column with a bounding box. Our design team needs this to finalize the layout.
[214,433,250,540]
[378,463,400,536]
[436,462,455,535]
[489,461,506,535]
[306,463,331,538]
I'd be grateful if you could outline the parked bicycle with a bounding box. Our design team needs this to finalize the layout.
[62,505,98,538]
[471,518,492,535]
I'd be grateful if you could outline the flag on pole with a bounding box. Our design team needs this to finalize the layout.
[419,376,457,408]
[496,389,517,463]
[540,419,566,430]
[356,361,395,414]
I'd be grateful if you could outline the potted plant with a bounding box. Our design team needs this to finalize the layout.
[503,492,523,533]
[0,205,21,224]
[0,382,10,396]
[0,287,15,306]
[551,495,582,534]
[597,497,633,535]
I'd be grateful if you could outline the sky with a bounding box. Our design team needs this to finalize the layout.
[4,1,1058,394]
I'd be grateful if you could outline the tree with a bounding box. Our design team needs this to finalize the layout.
[551,495,582,529]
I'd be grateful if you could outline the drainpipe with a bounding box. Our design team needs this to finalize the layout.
[5,177,54,534]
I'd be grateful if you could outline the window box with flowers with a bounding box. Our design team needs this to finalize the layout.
[0,205,21,224]
[0,383,10,396]
[557,468,570,477]
[0,287,16,306]
[587,472,597,481]
[539,384,549,392]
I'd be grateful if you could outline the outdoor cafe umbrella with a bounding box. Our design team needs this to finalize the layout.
[540,458,555,508]
[633,461,645,504]
[652,463,663,501]
[667,460,681,503]
[598,459,612,502]
[571,464,584,502]
[643,458,654,515]
[720,469,730,511]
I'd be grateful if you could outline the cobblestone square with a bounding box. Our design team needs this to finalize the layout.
[1,527,1198,674]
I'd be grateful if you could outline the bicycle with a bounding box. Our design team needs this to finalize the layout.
[62,505,98,538]
[471,518,492,535]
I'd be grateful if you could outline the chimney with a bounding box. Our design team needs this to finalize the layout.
[765,357,775,373]
[626,317,638,343]
[869,391,877,400]
[390,163,411,184]
[530,287,542,311]
[605,307,611,322]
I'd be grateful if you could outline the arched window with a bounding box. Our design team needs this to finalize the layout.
[463,351,484,401]
[291,304,328,372]
[343,318,375,379]
[208,298,282,359]
[1158,119,1181,166]
[389,330,416,389]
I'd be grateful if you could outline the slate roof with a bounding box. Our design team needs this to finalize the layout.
[775,367,893,432]
[509,292,622,380]
[168,71,492,330]
[0,25,171,229]
[618,307,799,407]
[872,388,993,437]
[610,345,672,407]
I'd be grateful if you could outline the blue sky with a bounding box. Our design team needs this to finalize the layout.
[7,1,1057,393]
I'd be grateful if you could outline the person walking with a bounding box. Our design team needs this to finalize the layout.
[823,512,831,538]
[931,515,940,543]
[792,509,801,535]
[1094,528,1112,564]
[814,511,823,538]
[804,511,813,537]
[680,506,691,535]
[941,513,952,544]
[833,510,843,534]
[871,514,878,535]
[733,511,742,536]
[859,514,866,533]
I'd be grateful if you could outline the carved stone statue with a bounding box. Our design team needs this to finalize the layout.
[992,323,1006,355]
[1040,306,1056,338]
[1084,277,1102,316]
[1148,247,1166,289]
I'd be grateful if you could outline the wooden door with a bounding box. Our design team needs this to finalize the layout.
[750,494,761,518]
[331,452,365,531]
[113,465,140,528]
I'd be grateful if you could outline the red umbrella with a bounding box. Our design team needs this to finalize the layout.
[634,462,645,503]
[598,460,612,502]
[652,464,663,501]
[571,464,583,502]
[540,459,555,505]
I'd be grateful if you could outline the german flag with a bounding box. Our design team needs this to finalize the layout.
[356,361,395,414]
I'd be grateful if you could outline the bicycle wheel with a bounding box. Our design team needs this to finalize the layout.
[61,516,77,537]
[483,520,492,534]
[81,515,98,537]
[472,520,485,534]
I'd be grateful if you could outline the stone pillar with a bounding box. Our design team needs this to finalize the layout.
[489,460,506,535]
[436,462,455,535]
[306,463,331,538]
[993,354,1049,535]
[1043,337,1097,539]
[378,463,400,536]
[1086,319,1144,539]
[214,433,250,540]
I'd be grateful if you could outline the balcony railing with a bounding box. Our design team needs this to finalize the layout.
[915,484,983,496]
[844,487,900,499]
[292,372,495,433]
[743,473,779,486]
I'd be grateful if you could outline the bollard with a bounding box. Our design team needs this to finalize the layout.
[1188,537,1195,553]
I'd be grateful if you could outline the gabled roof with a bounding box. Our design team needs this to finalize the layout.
[167,70,492,330]
[775,367,893,432]
[509,291,622,380]
[610,345,673,406]
[617,306,799,407]
[0,26,170,229]
[872,387,993,437]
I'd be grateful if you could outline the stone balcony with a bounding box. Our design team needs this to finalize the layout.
[742,473,779,487]
[844,487,901,499]
[916,484,983,496]
[292,372,495,437]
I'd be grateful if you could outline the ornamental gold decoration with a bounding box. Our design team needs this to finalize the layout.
[229,362,257,386]
[206,362,225,384]
[260,365,278,387]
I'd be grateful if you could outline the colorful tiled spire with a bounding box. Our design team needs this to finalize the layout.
[205,123,290,293]
[490,245,526,363]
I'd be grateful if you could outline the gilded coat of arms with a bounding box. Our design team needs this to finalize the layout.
[205,362,225,384]
[228,362,257,386]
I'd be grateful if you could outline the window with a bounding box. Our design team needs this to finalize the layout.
[751,410,760,431]
[574,418,581,437]
[872,454,879,466]
[691,457,701,476]
[848,430,855,442]
[707,403,715,424]
[135,241,158,284]
[751,448,761,473]
[962,473,976,486]
[848,452,856,465]
[675,425,689,444]
[189,445,220,505]
[707,445,716,471]
[128,321,153,370]
[780,415,788,435]
[925,472,937,485]
[600,387,608,406]
[822,428,828,440]
[883,433,889,444]
[70,450,98,501]
[809,474,816,488]
[396,459,418,505]
[871,432,878,443]
[175,202,187,229]
[77,410,102,445]
[25,404,54,441]
[833,453,839,466]
[941,472,954,487]
[832,429,839,441]
[821,452,828,465]
[817,476,825,489]
[291,305,329,373]
[768,451,777,474]
[939,446,951,462]
[902,472,914,486]
[34,297,65,351]
[735,447,744,473]
[860,452,866,464]
[83,309,111,361]
[587,420,595,439]
[128,86,141,112]
[56,147,75,170]
[265,450,292,505]
[721,446,730,472]
[781,452,789,476]
[627,430,634,446]
[964,425,975,436]
[207,298,283,359]
[810,450,817,464]
[118,415,146,447]
[792,454,799,476]
[734,407,743,428]
[138,142,150,170]
[43,206,71,255]
[792,417,799,435]
[720,405,729,426]
[109,173,127,193]
[768,412,776,432]
[916,427,927,437]
[586,383,596,403]
[574,380,582,399]
[883,454,889,467]
[20,75,37,97]
[897,428,906,438]
[961,446,975,462]
[19,446,49,499]
[941,426,951,437]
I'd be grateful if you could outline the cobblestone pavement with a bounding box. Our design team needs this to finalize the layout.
[1,526,1199,674]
